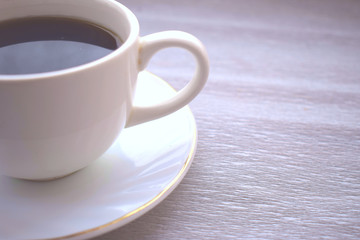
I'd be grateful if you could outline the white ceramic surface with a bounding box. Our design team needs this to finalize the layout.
[0,0,208,180]
[0,72,197,240]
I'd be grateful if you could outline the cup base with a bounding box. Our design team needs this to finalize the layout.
[18,170,81,182]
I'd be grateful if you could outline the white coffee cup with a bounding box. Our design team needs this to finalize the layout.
[0,0,209,180]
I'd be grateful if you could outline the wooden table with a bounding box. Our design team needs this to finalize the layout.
[96,0,360,239]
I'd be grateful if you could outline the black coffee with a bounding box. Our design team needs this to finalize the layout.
[0,17,122,74]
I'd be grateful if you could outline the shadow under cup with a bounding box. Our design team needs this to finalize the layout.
[0,0,141,180]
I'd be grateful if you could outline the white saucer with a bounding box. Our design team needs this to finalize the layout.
[0,71,197,240]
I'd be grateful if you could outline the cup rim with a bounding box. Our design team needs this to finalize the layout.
[0,0,139,82]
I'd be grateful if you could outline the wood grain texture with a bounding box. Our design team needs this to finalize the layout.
[95,0,360,239]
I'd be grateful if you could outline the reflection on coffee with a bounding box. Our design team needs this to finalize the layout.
[0,17,122,74]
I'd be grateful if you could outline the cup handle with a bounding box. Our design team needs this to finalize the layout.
[126,31,209,127]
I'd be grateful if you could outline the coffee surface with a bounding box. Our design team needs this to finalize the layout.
[0,17,121,74]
